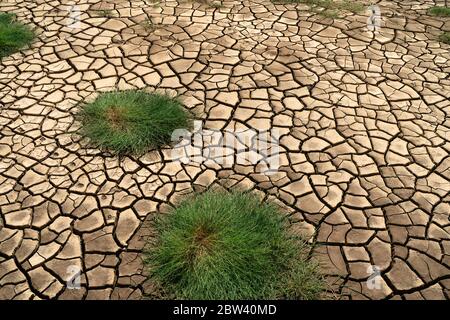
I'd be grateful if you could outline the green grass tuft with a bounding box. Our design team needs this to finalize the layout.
[140,18,157,32]
[0,12,34,59]
[78,90,191,155]
[428,6,450,17]
[144,190,325,300]
[439,32,450,44]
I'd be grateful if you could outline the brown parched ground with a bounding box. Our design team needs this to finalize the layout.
[0,0,449,300]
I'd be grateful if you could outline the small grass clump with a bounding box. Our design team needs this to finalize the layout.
[195,0,223,8]
[439,32,450,44]
[273,0,364,18]
[210,1,223,9]
[78,90,191,154]
[428,6,450,17]
[140,18,157,32]
[144,190,325,300]
[0,12,34,59]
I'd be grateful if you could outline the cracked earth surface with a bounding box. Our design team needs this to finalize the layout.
[0,0,449,300]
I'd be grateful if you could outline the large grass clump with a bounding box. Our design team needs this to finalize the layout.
[0,12,34,59]
[78,90,191,154]
[144,190,325,300]
[428,6,450,17]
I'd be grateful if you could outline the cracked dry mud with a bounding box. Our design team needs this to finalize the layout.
[0,0,449,300]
